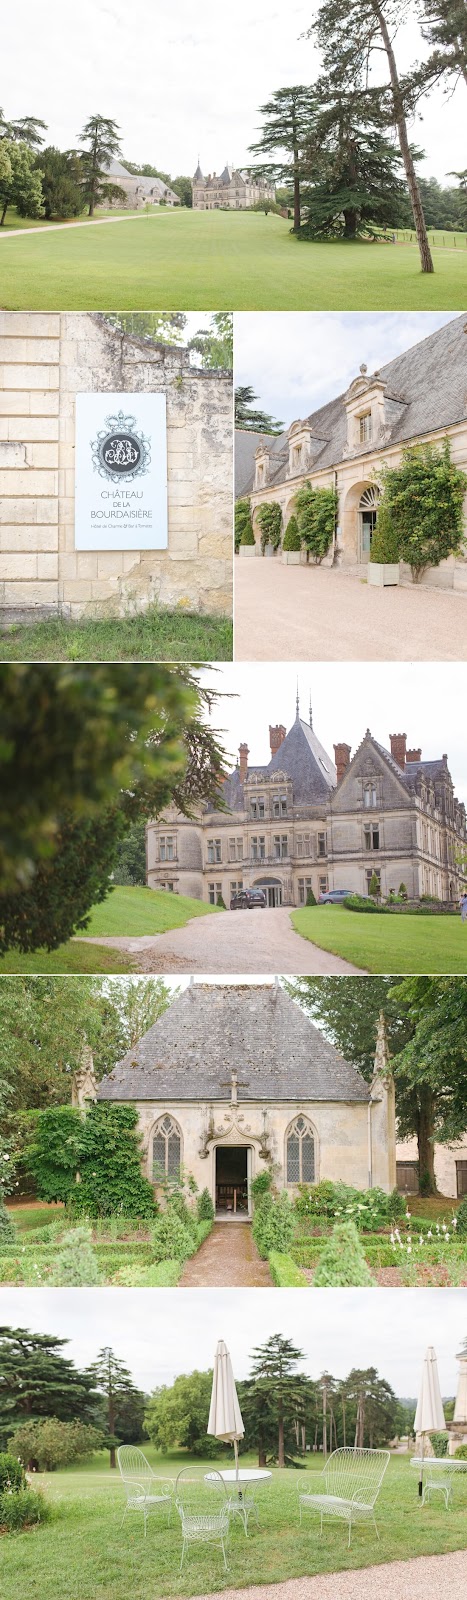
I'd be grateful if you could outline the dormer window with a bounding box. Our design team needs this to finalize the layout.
[359,411,372,444]
[257,464,264,483]
[292,445,302,470]
[364,781,378,808]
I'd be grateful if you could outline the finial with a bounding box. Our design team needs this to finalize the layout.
[360,362,368,375]
[296,679,300,721]
[309,692,313,729]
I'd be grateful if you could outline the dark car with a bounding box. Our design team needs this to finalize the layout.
[230,888,267,910]
[318,888,353,904]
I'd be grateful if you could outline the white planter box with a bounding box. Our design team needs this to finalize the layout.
[239,544,258,557]
[282,550,301,564]
[367,562,400,587]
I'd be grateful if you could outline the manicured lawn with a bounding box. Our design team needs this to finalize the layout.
[1,1450,466,1599]
[0,942,133,974]
[0,207,141,231]
[0,610,233,663]
[1,211,467,309]
[79,885,222,938]
[292,906,467,974]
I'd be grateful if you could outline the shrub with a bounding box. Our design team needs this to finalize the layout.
[399,882,408,899]
[197,1188,215,1222]
[387,1188,406,1222]
[235,499,255,550]
[111,1259,181,1287]
[0,1486,49,1532]
[306,887,317,906]
[28,1104,156,1218]
[150,1210,197,1264]
[256,501,282,554]
[8,1418,102,1472]
[430,1432,449,1457]
[369,498,400,564]
[295,1180,339,1219]
[251,1169,273,1200]
[216,893,226,908]
[454,1444,467,1460]
[378,439,467,580]
[313,1220,375,1286]
[196,1220,213,1246]
[48,1225,100,1286]
[368,872,381,899]
[282,514,301,551]
[295,483,337,562]
[268,1250,307,1286]
[0,1454,25,1493]
[253,1191,295,1258]
[455,1196,467,1236]
[0,1204,16,1244]
[343,893,385,914]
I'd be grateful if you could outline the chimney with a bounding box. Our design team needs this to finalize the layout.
[239,742,249,783]
[406,747,422,763]
[442,753,448,767]
[269,724,286,757]
[334,742,351,784]
[389,732,407,770]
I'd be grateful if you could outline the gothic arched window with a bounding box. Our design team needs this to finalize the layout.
[152,1115,181,1181]
[286,1116,315,1184]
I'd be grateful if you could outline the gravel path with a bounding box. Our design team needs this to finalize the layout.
[179,1222,273,1287]
[234,558,467,662]
[177,1550,467,1600]
[82,907,365,975]
[0,212,163,240]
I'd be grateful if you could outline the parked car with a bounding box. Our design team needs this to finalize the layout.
[230,888,267,910]
[318,888,353,904]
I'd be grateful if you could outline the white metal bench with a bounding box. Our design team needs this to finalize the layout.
[298,1447,390,1546]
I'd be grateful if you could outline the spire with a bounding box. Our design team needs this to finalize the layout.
[309,692,313,729]
[295,679,300,722]
[193,157,203,181]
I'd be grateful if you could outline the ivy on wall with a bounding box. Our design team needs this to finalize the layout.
[295,483,338,562]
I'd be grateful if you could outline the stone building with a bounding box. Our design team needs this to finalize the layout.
[104,158,180,208]
[90,982,396,1206]
[0,312,232,620]
[193,162,275,209]
[236,315,467,589]
[396,1133,467,1198]
[146,700,466,907]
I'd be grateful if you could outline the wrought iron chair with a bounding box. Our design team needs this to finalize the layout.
[117,1446,174,1537]
[298,1447,390,1547]
[175,1468,230,1571]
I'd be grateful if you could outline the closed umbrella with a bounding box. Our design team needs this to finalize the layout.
[414,1346,446,1497]
[208,1339,244,1482]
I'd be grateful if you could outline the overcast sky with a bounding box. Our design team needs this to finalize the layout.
[234,312,460,427]
[2,1,465,183]
[199,663,467,807]
[2,1287,464,1398]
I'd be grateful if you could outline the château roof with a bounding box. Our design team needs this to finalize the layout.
[97,983,370,1103]
[222,714,337,811]
[238,314,467,491]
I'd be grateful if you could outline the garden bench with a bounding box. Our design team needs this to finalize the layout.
[298,1446,390,1545]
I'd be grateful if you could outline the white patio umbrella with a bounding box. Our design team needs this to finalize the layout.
[208,1339,245,1481]
[414,1346,446,1497]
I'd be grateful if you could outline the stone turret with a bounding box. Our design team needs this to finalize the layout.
[369,1012,396,1192]
[71,1043,97,1112]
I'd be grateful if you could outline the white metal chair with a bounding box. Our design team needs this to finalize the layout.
[175,1468,230,1571]
[298,1447,390,1546]
[117,1446,174,1537]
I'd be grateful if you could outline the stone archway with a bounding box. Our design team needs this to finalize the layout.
[341,480,381,564]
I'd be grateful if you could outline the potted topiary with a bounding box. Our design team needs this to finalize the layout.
[236,500,258,558]
[282,514,302,564]
[367,498,400,586]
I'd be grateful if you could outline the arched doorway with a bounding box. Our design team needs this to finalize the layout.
[254,876,283,907]
[215,1145,252,1216]
[359,486,380,562]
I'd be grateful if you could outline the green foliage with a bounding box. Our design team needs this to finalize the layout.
[294,1179,338,1219]
[28,1104,156,1218]
[306,887,317,906]
[343,893,385,913]
[454,1444,467,1459]
[48,1226,100,1287]
[387,1188,406,1222]
[150,1209,197,1264]
[0,1203,16,1243]
[235,386,283,434]
[235,498,255,550]
[295,483,337,562]
[35,146,83,219]
[256,501,283,554]
[187,312,233,371]
[377,439,467,579]
[216,893,226,908]
[171,176,192,207]
[299,87,409,242]
[0,1485,49,1531]
[368,872,381,899]
[197,1187,215,1222]
[196,1220,213,1246]
[0,1326,98,1445]
[144,1369,220,1456]
[282,515,301,552]
[0,140,43,224]
[295,1180,397,1232]
[8,1417,102,1471]
[369,499,400,564]
[251,1169,273,1199]
[399,883,408,899]
[253,1191,295,1257]
[313,1220,375,1286]
[76,114,122,216]
[111,818,147,886]
[268,1251,307,1286]
[455,1196,467,1236]
[248,85,315,230]
[0,1454,25,1492]
[430,1432,449,1457]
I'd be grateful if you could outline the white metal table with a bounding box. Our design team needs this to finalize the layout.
[205,1468,272,1533]
[410,1456,467,1507]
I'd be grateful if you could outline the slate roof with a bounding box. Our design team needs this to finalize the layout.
[221,715,337,812]
[235,429,270,497]
[96,983,370,1103]
[238,314,467,491]
[373,739,451,789]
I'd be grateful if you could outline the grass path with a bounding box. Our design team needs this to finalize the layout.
[292,906,467,974]
[1,211,467,309]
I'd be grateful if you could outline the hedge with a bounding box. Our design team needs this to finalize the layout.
[268,1250,307,1286]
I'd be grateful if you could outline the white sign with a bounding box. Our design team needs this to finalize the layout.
[74,392,168,550]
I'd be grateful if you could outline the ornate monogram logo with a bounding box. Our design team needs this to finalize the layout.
[91,410,151,482]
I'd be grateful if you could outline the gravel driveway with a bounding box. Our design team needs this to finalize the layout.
[82,907,365,974]
[178,1550,467,1600]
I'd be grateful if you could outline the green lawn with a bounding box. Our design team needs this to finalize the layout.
[0,888,220,975]
[0,942,134,974]
[0,207,142,231]
[1,210,467,309]
[292,906,467,974]
[0,610,233,663]
[1,1451,466,1600]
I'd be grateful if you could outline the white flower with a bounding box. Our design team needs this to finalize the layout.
[427,1229,433,1238]
[407,1245,412,1254]
[406,1210,411,1219]
[453,1217,458,1229]
[446,1233,450,1242]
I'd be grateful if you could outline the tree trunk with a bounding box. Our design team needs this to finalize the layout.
[370,0,433,271]
[343,209,358,238]
[110,1444,116,1469]
[1,199,9,225]
[292,118,301,232]
[417,1088,437,1192]
[278,1406,285,1469]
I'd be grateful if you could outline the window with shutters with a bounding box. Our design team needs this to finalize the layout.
[152,1115,182,1181]
[286,1115,316,1184]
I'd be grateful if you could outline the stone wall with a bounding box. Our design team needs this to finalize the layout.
[0,312,233,620]
[396,1134,467,1198]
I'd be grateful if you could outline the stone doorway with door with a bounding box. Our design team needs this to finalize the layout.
[359,485,380,562]
[254,877,283,907]
[215,1145,252,1217]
